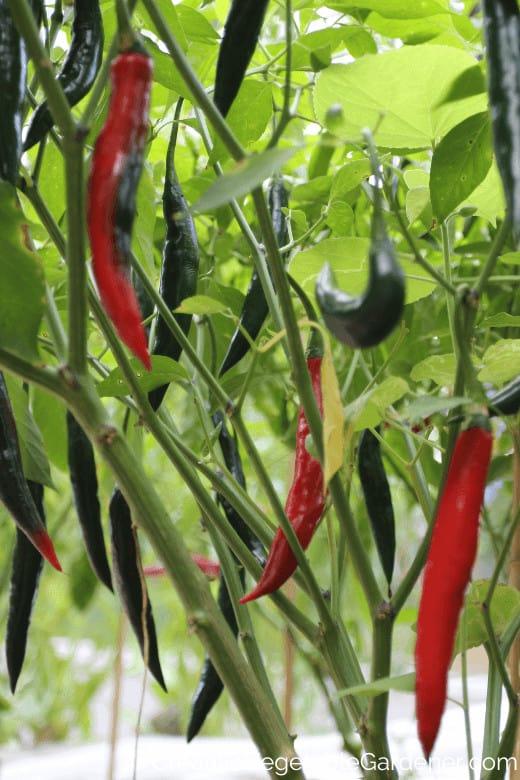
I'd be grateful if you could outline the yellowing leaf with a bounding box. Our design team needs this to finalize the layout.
[321,346,345,484]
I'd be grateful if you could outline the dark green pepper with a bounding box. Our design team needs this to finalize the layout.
[148,119,199,412]
[358,427,395,587]
[23,0,104,150]
[67,412,113,592]
[109,488,166,691]
[0,1,27,185]
[316,145,405,348]
[186,410,264,741]
[489,376,520,417]
[214,0,270,117]
[482,0,520,240]
[5,480,45,693]
[219,180,289,376]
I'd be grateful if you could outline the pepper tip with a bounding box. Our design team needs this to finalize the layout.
[33,530,62,572]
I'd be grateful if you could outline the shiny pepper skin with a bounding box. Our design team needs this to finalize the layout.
[415,422,493,758]
[87,51,152,369]
[241,356,325,603]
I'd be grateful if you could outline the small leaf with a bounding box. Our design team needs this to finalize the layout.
[336,673,415,700]
[406,396,470,422]
[193,147,298,212]
[481,313,520,328]
[175,295,230,315]
[500,252,520,265]
[405,186,431,226]
[0,182,45,361]
[321,346,345,484]
[97,356,188,398]
[4,375,53,488]
[346,377,409,431]
[411,354,456,386]
[430,112,493,222]
[455,581,520,656]
[479,340,520,384]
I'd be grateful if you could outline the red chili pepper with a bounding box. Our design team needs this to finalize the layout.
[415,419,493,758]
[240,356,325,603]
[87,51,152,369]
[144,554,221,581]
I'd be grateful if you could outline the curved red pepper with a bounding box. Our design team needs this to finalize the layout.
[415,421,493,758]
[87,51,152,369]
[241,357,325,603]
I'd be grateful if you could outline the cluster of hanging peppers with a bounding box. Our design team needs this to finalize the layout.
[4,0,520,765]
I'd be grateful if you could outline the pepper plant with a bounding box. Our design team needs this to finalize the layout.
[1,1,520,779]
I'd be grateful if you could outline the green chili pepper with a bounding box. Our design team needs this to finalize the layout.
[316,142,405,348]
[357,427,395,587]
[187,411,264,741]
[489,375,520,417]
[482,0,520,240]
[5,480,45,693]
[214,0,270,117]
[23,0,104,150]
[0,1,27,185]
[67,413,113,592]
[109,488,166,691]
[219,180,289,376]
[148,117,199,411]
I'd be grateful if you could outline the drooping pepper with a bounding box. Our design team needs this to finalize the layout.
[315,141,405,348]
[214,0,270,118]
[0,1,27,186]
[148,118,199,411]
[187,410,264,741]
[358,427,395,587]
[415,417,492,758]
[67,412,112,591]
[5,480,45,693]
[241,347,325,604]
[0,373,61,570]
[23,0,104,151]
[87,49,153,369]
[219,179,289,377]
[482,0,520,241]
[109,487,166,691]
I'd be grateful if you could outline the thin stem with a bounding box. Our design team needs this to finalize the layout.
[44,284,67,359]
[476,218,511,297]
[8,0,76,139]
[386,185,457,295]
[64,136,88,373]
[460,612,475,780]
[268,0,293,149]
[441,222,458,356]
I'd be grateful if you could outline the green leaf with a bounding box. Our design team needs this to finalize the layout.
[459,162,505,225]
[69,553,98,611]
[406,395,470,422]
[500,252,520,265]
[32,389,68,472]
[0,182,45,361]
[212,81,273,162]
[347,377,409,431]
[193,147,298,212]
[455,581,520,655]
[330,159,371,200]
[430,112,493,222]
[175,295,230,315]
[411,354,456,386]
[331,0,449,18]
[97,356,188,398]
[481,313,520,328]
[405,186,432,226]
[4,375,53,488]
[337,673,415,700]
[314,46,486,150]
[479,340,520,384]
